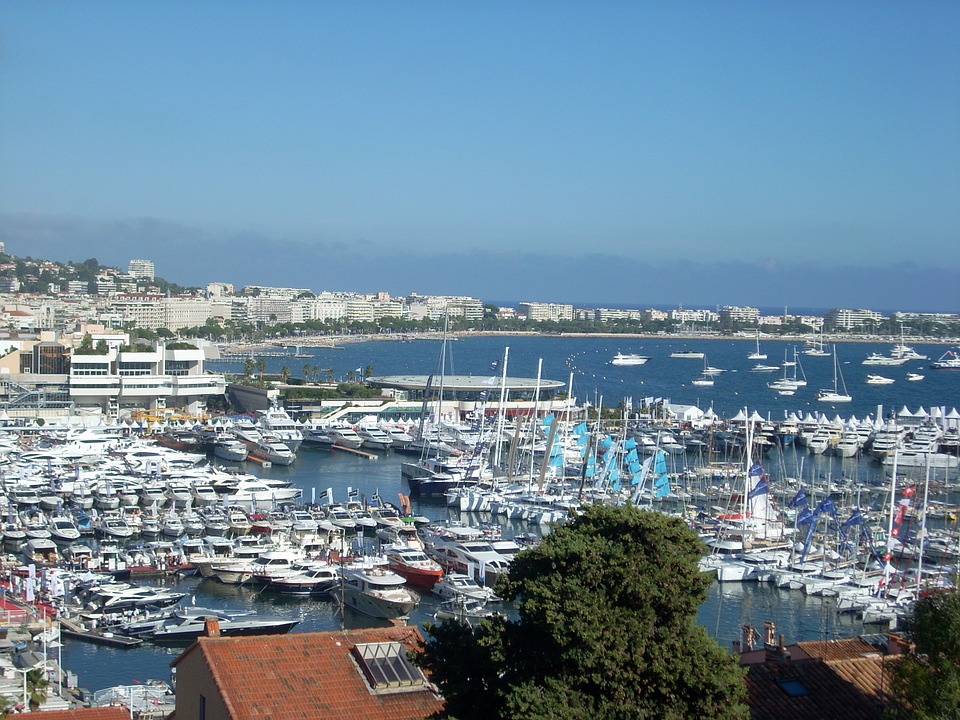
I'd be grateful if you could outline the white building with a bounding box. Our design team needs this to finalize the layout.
[518,302,574,322]
[69,340,225,417]
[128,259,155,280]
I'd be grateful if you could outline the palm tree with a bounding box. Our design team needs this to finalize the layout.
[243,357,255,378]
[302,363,313,382]
[256,358,266,382]
[26,668,48,711]
[364,363,374,380]
[326,368,335,383]
[280,366,291,384]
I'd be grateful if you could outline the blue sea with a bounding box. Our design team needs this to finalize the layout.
[62,335,959,693]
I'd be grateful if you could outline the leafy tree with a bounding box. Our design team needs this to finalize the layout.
[418,505,749,720]
[887,588,960,719]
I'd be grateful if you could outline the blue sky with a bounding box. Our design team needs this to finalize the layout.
[1,2,958,311]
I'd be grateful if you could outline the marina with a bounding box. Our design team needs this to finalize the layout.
[0,333,955,699]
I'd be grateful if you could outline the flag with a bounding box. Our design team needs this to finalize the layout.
[541,413,555,428]
[797,507,815,525]
[842,510,865,527]
[624,448,638,464]
[623,437,637,451]
[788,487,807,508]
[748,461,765,478]
[747,478,769,499]
[573,422,588,436]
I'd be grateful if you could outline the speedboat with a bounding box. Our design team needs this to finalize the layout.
[865,374,894,385]
[906,373,924,381]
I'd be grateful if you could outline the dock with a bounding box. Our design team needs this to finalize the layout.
[331,445,378,460]
[59,616,143,648]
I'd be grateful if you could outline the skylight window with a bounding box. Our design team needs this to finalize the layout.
[353,642,426,690]
[776,678,809,697]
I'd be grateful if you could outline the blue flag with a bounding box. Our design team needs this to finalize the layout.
[747,478,769,499]
[788,487,807,508]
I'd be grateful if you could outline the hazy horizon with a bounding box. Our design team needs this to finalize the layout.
[2,4,957,313]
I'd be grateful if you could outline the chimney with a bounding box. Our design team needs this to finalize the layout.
[204,617,221,637]
[763,621,776,648]
[741,625,757,653]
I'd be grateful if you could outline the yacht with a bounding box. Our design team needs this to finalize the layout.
[610,352,649,366]
[257,406,303,452]
[213,438,248,462]
[931,349,960,370]
[143,606,300,643]
[385,546,444,589]
[670,350,704,359]
[865,374,895,385]
[432,573,501,603]
[335,564,420,620]
[248,436,297,466]
[327,425,364,449]
[356,425,394,450]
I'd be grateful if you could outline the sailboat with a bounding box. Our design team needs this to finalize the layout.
[747,329,767,360]
[817,345,852,403]
[803,327,830,357]
[768,347,807,394]
[691,356,716,386]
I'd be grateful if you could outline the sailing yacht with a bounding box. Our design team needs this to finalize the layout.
[747,330,767,360]
[817,345,852,403]
[691,356,717,386]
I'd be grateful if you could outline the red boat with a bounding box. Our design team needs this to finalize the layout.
[385,546,444,588]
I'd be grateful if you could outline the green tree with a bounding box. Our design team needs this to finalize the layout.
[25,668,49,711]
[280,365,291,384]
[302,363,312,381]
[364,363,374,379]
[418,505,749,720]
[887,588,960,719]
[243,357,255,378]
[256,358,267,382]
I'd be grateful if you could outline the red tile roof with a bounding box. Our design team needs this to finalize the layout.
[26,709,132,720]
[174,626,444,720]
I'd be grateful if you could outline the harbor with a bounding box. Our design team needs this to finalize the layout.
[0,333,955,706]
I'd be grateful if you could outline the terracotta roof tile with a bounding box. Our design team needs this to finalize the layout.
[26,709,132,720]
[190,627,444,720]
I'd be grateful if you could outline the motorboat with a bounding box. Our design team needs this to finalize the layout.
[691,375,715,387]
[865,374,895,385]
[142,606,299,643]
[256,406,303,452]
[327,425,364,449]
[610,352,649,366]
[213,439,248,462]
[906,373,924,381]
[356,425,394,450]
[669,350,704,359]
[48,515,82,544]
[931,349,960,370]
[385,546,444,588]
[749,363,779,373]
[433,596,502,627]
[432,573,501,603]
[334,564,420,619]
[248,436,297,466]
[265,562,339,595]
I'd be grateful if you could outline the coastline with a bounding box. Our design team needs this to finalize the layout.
[221,329,958,355]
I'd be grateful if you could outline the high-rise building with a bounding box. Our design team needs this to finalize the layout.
[128,259,155,280]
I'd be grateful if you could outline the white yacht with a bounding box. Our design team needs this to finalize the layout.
[610,352,649,366]
[335,564,420,620]
[257,406,303,452]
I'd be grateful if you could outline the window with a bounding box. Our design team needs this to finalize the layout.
[199,693,206,720]
[352,642,425,690]
[775,678,809,697]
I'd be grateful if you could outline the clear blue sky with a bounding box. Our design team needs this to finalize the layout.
[2,2,958,311]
